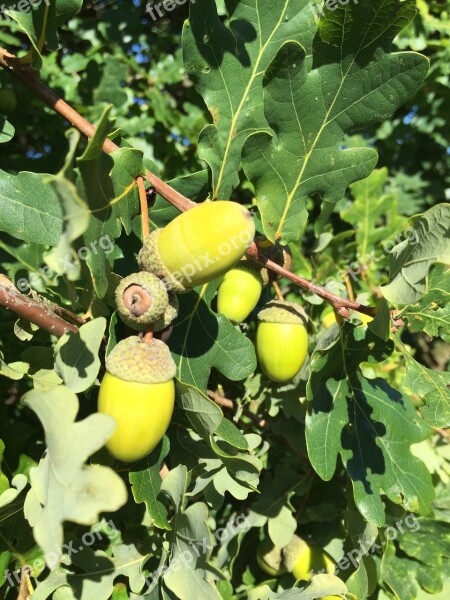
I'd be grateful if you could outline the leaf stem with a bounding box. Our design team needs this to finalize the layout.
[137,176,150,239]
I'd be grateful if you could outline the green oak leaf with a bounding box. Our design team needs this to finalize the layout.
[169,285,257,390]
[380,522,450,600]
[305,325,434,526]
[399,340,450,429]
[129,436,171,530]
[382,203,450,304]
[183,0,316,199]
[163,502,222,600]
[400,264,450,343]
[0,114,14,143]
[77,107,143,298]
[5,0,83,68]
[31,543,147,600]
[54,318,106,394]
[243,0,428,241]
[23,386,127,566]
[176,381,223,439]
[342,168,407,262]
[0,171,63,245]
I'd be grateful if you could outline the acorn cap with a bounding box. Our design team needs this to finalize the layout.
[258,300,308,325]
[154,292,179,332]
[236,257,269,286]
[282,535,309,572]
[256,237,292,280]
[138,229,187,293]
[106,337,176,383]
[115,271,169,331]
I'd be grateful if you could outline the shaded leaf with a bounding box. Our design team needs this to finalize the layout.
[129,436,171,530]
[382,203,450,304]
[306,325,434,526]
[54,318,106,393]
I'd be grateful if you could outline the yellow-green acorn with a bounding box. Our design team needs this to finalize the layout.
[98,336,176,462]
[256,301,308,383]
[217,260,268,323]
[138,201,255,292]
[115,272,169,331]
[282,535,335,582]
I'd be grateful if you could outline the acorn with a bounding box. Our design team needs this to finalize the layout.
[115,272,169,332]
[138,201,255,292]
[217,259,269,323]
[256,300,308,383]
[98,336,176,462]
[282,535,335,582]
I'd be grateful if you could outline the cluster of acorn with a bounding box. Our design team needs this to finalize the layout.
[98,200,310,462]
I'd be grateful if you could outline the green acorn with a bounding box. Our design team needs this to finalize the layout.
[217,259,269,323]
[98,336,177,462]
[115,272,169,331]
[256,300,308,383]
[138,201,255,292]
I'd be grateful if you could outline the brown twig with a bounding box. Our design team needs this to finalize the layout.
[0,284,78,337]
[137,176,150,240]
[207,390,234,410]
[246,244,377,317]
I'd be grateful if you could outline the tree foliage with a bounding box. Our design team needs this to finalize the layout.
[0,1,449,599]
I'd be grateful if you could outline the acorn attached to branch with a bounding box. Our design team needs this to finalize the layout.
[98,336,177,462]
[217,259,269,324]
[256,300,308,383]
[115,272,169,331]
[216,237,291,323]
[138,200,255,292]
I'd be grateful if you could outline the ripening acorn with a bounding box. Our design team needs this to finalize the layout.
[217,261,268,323]
[282,535,335,582]
[256,300,308,383]
[98,336,176,462]
[138,201,255,292]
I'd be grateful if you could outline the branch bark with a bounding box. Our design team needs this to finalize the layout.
[0,280,78,337]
